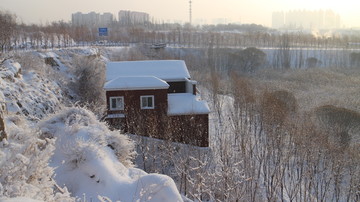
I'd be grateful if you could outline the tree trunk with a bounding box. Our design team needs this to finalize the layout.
[0,112,6,141]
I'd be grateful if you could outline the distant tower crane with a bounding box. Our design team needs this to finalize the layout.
[189,0,192,24]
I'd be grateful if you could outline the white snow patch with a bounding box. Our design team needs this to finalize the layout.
[168,93,210,115]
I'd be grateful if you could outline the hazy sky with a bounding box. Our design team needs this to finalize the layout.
[0,0,359,27]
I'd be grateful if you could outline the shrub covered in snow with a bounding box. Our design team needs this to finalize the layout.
[38,107,183,201]
[0,115,73,201]
[38,107,135,167]
[70,55,106,115]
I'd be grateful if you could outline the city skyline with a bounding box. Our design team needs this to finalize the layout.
[0,0,359,27]
[71,11,150,27]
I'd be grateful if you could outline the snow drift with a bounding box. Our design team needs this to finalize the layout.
[38,107,183,201]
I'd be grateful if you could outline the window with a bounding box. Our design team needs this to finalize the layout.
[110,96,124,110]
[140,95,154,109]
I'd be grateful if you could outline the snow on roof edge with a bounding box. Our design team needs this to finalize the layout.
[104,86,169,91]
[106,60,191,82]
[104,76,170,91]
[167,93,210,115]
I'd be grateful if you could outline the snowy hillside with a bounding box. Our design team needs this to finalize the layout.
[0,50,184,201]
[0,59,63,120]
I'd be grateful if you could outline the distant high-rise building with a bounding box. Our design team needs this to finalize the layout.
[71,12,83,26]
[272,9,341,30]
[118,10,149,26]
[71,12,114,26]
[100,12,114,26]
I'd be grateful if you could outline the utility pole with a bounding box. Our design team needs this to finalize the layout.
[189,0,192,25]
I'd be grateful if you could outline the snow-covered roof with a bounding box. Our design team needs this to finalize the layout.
[168,93,210,115]
[106,60,191,82]
[104,76,169,90]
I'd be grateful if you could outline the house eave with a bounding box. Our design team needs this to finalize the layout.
[162,77,191,82]
[105,87,169,91]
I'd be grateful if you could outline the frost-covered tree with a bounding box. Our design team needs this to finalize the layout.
[71,54,106,115]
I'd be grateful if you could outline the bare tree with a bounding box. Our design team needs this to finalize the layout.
[0,11,16,54]
[231,47,267,73]
[278,34,292,69]
[315,105,360,147]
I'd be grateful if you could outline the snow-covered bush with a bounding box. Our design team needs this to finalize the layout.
[0,115,73,201]
[106,133,135,167]
[37,107,183,201]
[70,55,106,115]
[38,107,135,167]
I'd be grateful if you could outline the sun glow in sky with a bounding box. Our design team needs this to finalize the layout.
[0,0,359,27]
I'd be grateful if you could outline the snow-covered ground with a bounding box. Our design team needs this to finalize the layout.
[0,49,185,201]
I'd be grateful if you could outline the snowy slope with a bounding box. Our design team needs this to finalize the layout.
[0,59,72,201]
[39,107,183,202]
[0,59,63,121]
[0,50,185,202]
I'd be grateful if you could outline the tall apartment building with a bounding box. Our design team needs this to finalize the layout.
[71,12,114,26]
[100,12,114,26]
[118,10,149,26]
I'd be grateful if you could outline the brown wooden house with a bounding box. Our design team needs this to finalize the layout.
[104,60,210,147]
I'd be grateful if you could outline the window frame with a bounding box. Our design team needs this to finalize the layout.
[140,95,155,109]
[109,96,124,111]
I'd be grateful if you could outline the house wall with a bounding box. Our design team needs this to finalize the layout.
[106,89,168,113]
[106,89,168,137]
[106,89,209,147]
